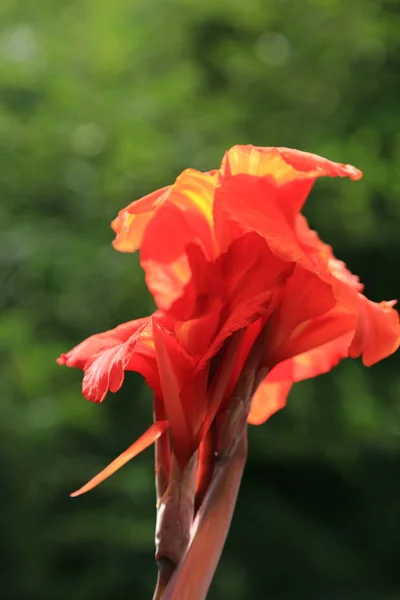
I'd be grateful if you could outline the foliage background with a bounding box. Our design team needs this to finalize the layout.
[1,0,399,598]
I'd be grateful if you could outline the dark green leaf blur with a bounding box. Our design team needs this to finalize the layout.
[1,1,399,598]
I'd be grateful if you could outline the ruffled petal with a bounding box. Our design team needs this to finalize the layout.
[221,145,362,182]
[265,266,338,365]
[295,214,363,292]
[248,332,354,425]
[140,170,219,311]
[349,297,400,366]
[204,233,294,361]
[215,174,312,268]
[166,168,217,251]
[57,318,149,369]
[268,332,354,383]
[247,380,292,425]
[82,320,154,402]
[114,167,217,258]
[220,145,362,220]
[59,318,160,403]
[70,421,170,496]
[111,186,171,252]
[173,297,224,357]
[170,233,294,361]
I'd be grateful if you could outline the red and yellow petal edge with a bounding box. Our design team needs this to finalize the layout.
[70,421,169,497]
[220,145,362,181]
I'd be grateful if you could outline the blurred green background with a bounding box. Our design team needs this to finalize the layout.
[1,0,399,598]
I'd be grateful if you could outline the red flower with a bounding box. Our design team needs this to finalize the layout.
[213,145,399,418]
[58,145,399,496]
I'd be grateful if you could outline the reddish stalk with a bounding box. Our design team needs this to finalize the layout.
[161,429,248,600]
[152,454,198,600]
[194,425,215,514]
[152,396,172,600]
[161,326,268,600]
[153,395,171,499]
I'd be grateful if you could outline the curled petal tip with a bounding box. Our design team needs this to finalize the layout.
[345,165,363,181]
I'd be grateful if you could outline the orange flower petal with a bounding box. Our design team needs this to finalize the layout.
[247,380,292,425]
[169,169,217,246]
[81,332,140,402]
[266,266,337,364]
[215,174,313,268]
[174,299,224,357]
[140,171,219,311]
[220,145,361,220]
[248,332,355,425]
[349,296,400,366]
[295,213,363,292]
[202,233,295,362]
[57,318,149,369]
[152,319,196,468]
[112,168,218,257]
[170,232,294,362]
[70,421,170,497]
[221,145,362,183]
[276,147,362,180]
[111,186,171,252]
[268,332,354,383]
[59,318,159,403]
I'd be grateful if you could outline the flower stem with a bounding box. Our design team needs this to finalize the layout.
[154,395,170,499]
[152,454,197,599]
[160,428,248,600]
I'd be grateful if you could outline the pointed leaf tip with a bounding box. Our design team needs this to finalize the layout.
[70,421,169,497]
